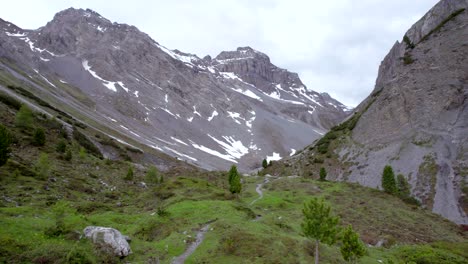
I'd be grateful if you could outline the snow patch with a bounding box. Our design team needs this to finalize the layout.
[33,69,57,88]
[171,137,188,146]
[290,149,296,156]
[231,88,263,102]
[266,152,282,162]
[164,147,197,161]
[191,142,237,163]
[165,94,168,103]
[5,31,26,37]
[82,60,117,92]
[117,81,129,92]
[134,91,139,98]
[208,135,249,160]
[207,110,218,121]
[187,116,194,122]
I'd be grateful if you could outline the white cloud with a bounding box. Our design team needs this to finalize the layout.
[0,0,439,106]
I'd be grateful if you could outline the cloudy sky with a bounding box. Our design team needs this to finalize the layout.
[0,0,439,106]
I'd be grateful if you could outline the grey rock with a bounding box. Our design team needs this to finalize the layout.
[83,226,131,257]
[344,0,468,224]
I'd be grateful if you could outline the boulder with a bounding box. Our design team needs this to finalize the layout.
[83,226,131,257]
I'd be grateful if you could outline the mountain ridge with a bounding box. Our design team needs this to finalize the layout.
[0,7,349,171]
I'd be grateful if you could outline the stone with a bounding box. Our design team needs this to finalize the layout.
[83,226,132,257]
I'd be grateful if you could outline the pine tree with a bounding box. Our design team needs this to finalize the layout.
[64,149,72,161]
[262,159,268,169]
[382,165,397,194]
[396,174,411,198]
[340,225,366,263]
[32,127,46,146]
[301,198,340,264]
[228,165,238,184]
[228,165,242,195]
[0,124,12,166]
[319,167,327,181]
[15,105,34,128]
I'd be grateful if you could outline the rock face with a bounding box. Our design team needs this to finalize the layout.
[0,8,349,171]
[293,0,468,224]
[83,226,131,257]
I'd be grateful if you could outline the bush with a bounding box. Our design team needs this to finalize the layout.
[35,153,51,180]
[319,167,327,181]
[146,166,159,184]
[15,104,34,128]
[32,127,46,146]
[262,159,268,169]
[56,139,67,153]
[0,124,12,166]
[64,149,72,161]
[124,166,134,181]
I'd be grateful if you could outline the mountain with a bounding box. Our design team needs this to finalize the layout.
[268,0,468,224]
[0,8,348,171]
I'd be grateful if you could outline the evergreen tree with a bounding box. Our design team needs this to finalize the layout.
[124,166,134,181]
[340,225,366,263]
[319,167,327,181]
[382,165,397,194]
[0,124,12,166]
[396,174,411,198]
[228,165,238,184]
[301,198,340,264]
[32,127,46,146]
[228,165,242,195]
[159,175,164,184]
[262,159,268,169]
[15,105,34,128]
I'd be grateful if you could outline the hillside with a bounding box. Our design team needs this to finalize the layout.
[0,84,467,263]
[267,0,468,224]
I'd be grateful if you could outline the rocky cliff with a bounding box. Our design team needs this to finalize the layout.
[0,8,348,171]
[280,0,468,224]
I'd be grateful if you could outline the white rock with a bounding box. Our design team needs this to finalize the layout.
[83,226,132,257]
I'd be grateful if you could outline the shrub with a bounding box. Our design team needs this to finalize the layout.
[15,104,34,128]
[79,147,87,159]
[262,159,268,169]
[319,167,327,181]
[0,124,12,166]
[124,166,134,181]
[403,53,415,65]
[35,153,51,180]
[56,139,67,153]
[64,149,72,161]
[32,127,46,146]
[146,166,159,184]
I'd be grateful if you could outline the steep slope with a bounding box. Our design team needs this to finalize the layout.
[272,0,468,224]
[0,8,348,171]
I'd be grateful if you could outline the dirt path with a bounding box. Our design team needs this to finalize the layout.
[250,176,271,205]
[171,223,211,264]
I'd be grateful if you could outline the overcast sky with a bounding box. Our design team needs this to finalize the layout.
[0,0,439,106]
